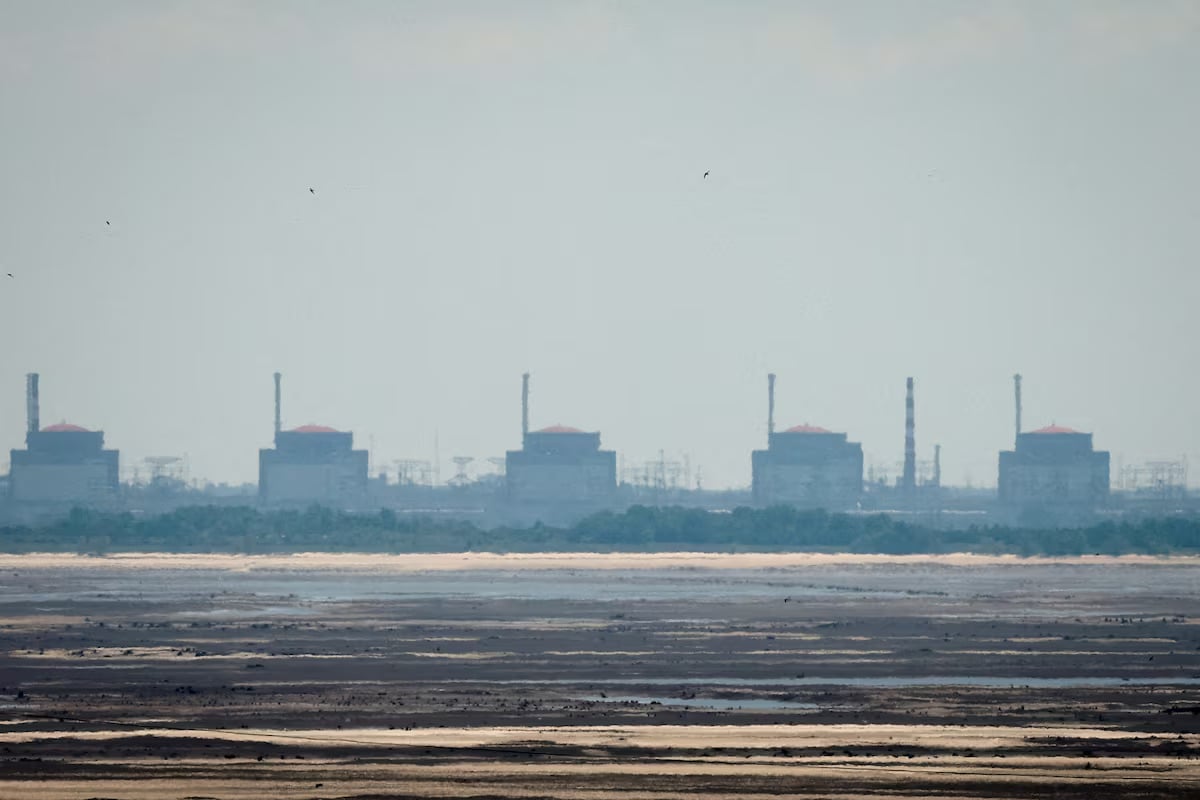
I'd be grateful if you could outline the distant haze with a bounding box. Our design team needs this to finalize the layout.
[1,1,1197,489]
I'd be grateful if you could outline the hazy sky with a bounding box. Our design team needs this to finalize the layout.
[1,1,1198,490]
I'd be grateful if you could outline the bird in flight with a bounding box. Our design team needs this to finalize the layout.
[309,187,315,195]
[5,273,12,278]
[105,221,111,226]
[703,171,710,179]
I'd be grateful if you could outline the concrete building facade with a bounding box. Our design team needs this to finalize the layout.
[258,425,368,507]
[750,374,863,511]
[10,424,120,504]
[256,373,367,507]
[503,374,616,510]
[505,425,617,506]
[998,425,1110,516]
[752,425,864,510]
[8,375,119,505]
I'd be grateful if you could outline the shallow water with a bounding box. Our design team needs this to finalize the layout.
[578,694,821,710]
[518,675,1200,688]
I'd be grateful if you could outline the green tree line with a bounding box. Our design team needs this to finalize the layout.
[0,504,1198,556]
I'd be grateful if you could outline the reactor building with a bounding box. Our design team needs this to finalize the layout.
[504,373,617,509]
[751,374,863,510]
[998,425,1110,515]
[258,373,368,507]
[8,373,119,505]
[997,375,1110,518]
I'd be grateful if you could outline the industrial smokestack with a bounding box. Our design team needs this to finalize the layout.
[767,373,776,438]
[1013,373,1022,445]
[933,444,942,488]
[273,372,282,436]
[521,372,530,440]
[25,373,39,434]
[902,377,916,493]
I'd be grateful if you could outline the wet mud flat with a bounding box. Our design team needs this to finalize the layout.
[0,553,1198,798]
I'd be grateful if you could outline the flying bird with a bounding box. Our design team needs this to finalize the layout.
[703,171,710,179]
[5,273,12,278]
[309,188,315,195]
[106,221,110,226]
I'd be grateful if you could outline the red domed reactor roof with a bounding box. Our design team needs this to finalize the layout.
[1030,424,1083,434]
[289,424,340,433]
[41,423,90,433]
[783,424,832,434]
[536,424,585,434]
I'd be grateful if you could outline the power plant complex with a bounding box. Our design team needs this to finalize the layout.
[504,373,617,511]
[258,373,369,507]
[998,375,1111,524]
[751,374,864,510]
[0,369,1183,527]
[8,374,120,506]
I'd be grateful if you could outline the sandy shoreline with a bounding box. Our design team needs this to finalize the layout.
[1,550,1196,572]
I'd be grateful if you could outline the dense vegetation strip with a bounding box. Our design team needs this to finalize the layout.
[0,505,1198,555]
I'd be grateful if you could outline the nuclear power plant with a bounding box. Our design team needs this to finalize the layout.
[257,372,369,507]
[998,374,1111,524]
[0,369,1188,525]
[504,373,617,515]
[751,374,864,510]
[8,374,120,505]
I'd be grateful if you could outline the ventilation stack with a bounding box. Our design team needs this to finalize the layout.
[273,372,282,437]
[26,372,39,435]
[902,377,916,493]
[767,373,776,437]
[933,443,942,488]
[1013,373,1022,446]
[521,372,530,442]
